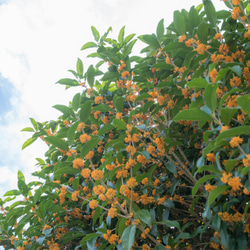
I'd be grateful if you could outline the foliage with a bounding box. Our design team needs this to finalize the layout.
[1,0,250,249]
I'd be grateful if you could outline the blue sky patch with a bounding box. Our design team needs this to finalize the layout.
[0,74,16,118]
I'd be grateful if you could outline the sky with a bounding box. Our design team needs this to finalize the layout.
[0,0,226,203]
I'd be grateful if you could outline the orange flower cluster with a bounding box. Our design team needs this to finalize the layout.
[73,158,85,169]
[243,154,250,167]
[94,96,103,104]
[91,170,104,180]
[104,230,121,245]
[218,211,243,222]
[59,186,67,205]
[81,168,91,178]
[229,136,243,147]
[80,133,91,143]
[108,207,117,218]
[206,153,216,162]
[89,199,98,209]
[221,171,243,191]
[77,122,86,132]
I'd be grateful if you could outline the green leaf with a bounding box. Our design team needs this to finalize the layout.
[22,137,37,150]
[67,121,80,145]
[81,41,98,51]
[134,93,151,102]
[165,161,177,175]
[72,93,81,111]
[53,104,75,117]
[43,136,69,151]
[76,58,83,77]
[80,101,92,122]
[231,65,241,76]
[240,165,250,176]
[72,177,79,191]
[192,175,218,196]
[203,140,228,156]
[17,171,29,197]
[225,159,238,173]
[173,10,186,35]
[136,209,151,226]
[21,127,34,132]
[138,34,161,48]
[196,165,220,174]
[172,108,213,121]
[203,0,217,26]
[112,119,127,130]
[56,78,79,86]
[81,233,100,244]
[156,18,164,42]
[121,224,136,250]
[114,97,125,112]
[204,83,218,113]
[237,94,250,116]
[98,123,114,136]
[4,189,21,196]
[54,165,80,179]
[118,26,125,43]
[92,104,114,112]
[154,245,168,250]
[197,22,211,43]
[91,26,100,42]
[154,220,180,230]
[87,65,95,87]
[29,117,38,130]
[81,135,100,158]
[208,185,230,206]
[216,126,250,142]
[101,71,120,81]
[218,88,242,113]
[124,33,136,44]
[221,108,238,125]
[187,78,208,88]
[189,6,200,29]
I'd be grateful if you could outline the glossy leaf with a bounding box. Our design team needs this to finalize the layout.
[121,224,136,250]
[114,97,125,112]
[87,64,95,87]
[173,108,213,121]
[53,104,75,117]
[208,185,230,206]
[118,26,125,43]
[91,26,100,42]
[216,126,250,142]
[237,94,250,116]
[76,58,83,77]
[56,78,79,86]
[22,137,37,150]
[80,101,92,122]
[81,136,100,158]
[192,175,218,196]
[98,123,114,136]
[136,209,152,226]
[156,18,164,42]
[187,78,208,88]
[204,83,218,113]
[81,41,98,50]
[173,10,186,35]
[112,119,127,130]
[72,93,81,111]
[43,136,69,151]
[203,0,217,26]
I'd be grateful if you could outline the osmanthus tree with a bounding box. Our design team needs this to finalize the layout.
[1,0,250,249]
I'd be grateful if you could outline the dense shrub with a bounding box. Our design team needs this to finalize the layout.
[1,0,250,249]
